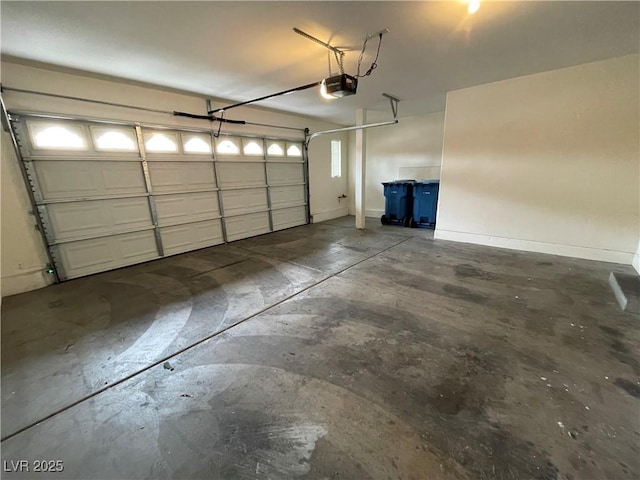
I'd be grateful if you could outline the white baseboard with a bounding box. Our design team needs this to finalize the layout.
[632,249,640,275]
[311,207,349,223]
[1,269,53,297]
[347,208,384,218]
[434,229,634,265]
[349,208,384,218]
[365,209,384,218]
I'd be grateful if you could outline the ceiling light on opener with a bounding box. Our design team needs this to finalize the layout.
[320,79,335,100]
[320,74,358,99]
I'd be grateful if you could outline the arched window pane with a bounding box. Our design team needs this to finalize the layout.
[216,138,240,155]
[145,133,178,152]
[31,124,87,149]
[183,136,212,154]
[243,140,263,156]
[267,142,284,156]
[286,144,302,157]
[93,129,137,151]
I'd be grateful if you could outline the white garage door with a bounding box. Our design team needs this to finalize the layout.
[10,113,308,280]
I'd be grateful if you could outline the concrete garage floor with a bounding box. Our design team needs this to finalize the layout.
[1,216,638,480]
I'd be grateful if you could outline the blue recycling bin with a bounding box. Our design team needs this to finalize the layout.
[411,180,440,228]
[381,180,414,226]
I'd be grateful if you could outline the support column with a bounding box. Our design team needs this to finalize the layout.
[355,108,367,229]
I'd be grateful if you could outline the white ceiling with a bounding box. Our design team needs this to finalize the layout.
[1,1,638,125]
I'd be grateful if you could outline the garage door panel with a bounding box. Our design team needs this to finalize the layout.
[160,219,224,255]
[148,162,215,194]
[35,163,94,198]
[56,230,159,279]
[267,163,304,186]
[48,198,152,242]
[225,212,271,242]
[272,206,307,231]
[155,192,220,226]
[102,165,146,190]
[34,161,146,200]
[222,188,268,217]
[12,114,309,281]
[217,163,266,189]
[270,185,305,209]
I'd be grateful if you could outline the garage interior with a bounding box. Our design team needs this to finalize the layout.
[1,2,639,479]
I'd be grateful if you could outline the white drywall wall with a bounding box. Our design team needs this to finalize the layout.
[0,61,347,296]
[308,132,349,224]
[1,129,55,296]
[347,111,445,217]
[633,240,640,275]
[436,54,639,265]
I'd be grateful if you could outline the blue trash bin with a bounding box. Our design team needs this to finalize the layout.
[411,180,440,228]
[381,180,414,226]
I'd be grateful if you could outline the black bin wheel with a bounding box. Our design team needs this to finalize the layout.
[381,215,389,225]
[409,218,418,228]
[403,216,411,227]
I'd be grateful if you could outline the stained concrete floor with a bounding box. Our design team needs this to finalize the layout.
[1,216,638,480]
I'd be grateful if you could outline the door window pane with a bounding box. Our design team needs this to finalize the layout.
[183,134,212,154]
[216,138,240,155]
[266,141,284,156]
[29,122,88,150]
[243,139,263,156]
[144,132,178,152]
[286,143,302,157]
[92,127,137,151]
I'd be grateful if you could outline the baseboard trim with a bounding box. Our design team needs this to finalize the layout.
[632,250,640,275]
[347,208,384,218]
[434,229,634,265]
[365,209,384,218]
[1,269,53,297]
[311,207,349,223]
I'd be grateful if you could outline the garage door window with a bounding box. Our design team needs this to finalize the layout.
[144,132,178,152]
[286,143,302,157]
[183,134,212,154]
[29,122,87,150]
[266,141,284,156]
[216,138,240,155]
[242,139,263,156]
[92,127,137,151]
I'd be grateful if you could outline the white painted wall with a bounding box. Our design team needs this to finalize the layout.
[436,54,640,265]
[1,129,55,296]
[633,240,640,275]
[347,111,445,217]
[0,61,347,296]
[309,133,349,224]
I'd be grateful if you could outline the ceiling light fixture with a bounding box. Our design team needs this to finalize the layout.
[467,0,480,14]
[319,79,334,100]
[321,74,358,98]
